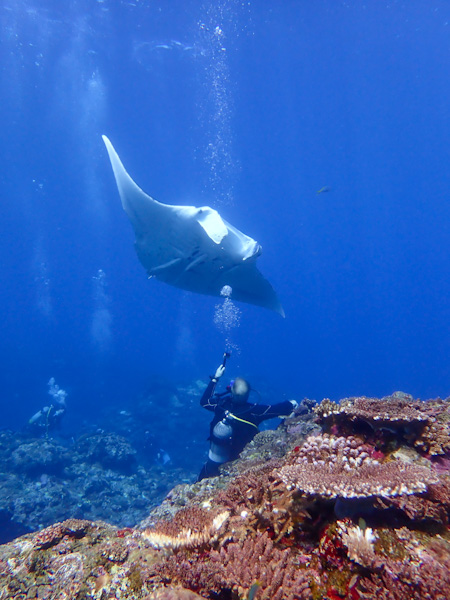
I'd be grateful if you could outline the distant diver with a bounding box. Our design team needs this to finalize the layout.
[28,377,67,437]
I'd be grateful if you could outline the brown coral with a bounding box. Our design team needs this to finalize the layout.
[31,518,91,549]
[213,461,313,545]
[278,434,438,499]
[373,483,449,527]
[142,506,229,550]
[412,398,450,455]
[215,461,278,512]
[1,391,449,600]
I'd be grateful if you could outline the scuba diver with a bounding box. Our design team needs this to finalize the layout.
[28,403,65,436]
[198,353,298,480]
[27,377,67,437]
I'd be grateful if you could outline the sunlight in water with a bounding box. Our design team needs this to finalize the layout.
[197,2,239,205]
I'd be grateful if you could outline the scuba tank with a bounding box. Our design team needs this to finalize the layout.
[209,415,233,463]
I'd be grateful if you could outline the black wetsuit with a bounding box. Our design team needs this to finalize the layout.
[198,379,294,480]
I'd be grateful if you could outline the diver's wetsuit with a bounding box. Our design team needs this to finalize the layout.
[198,379,294,480]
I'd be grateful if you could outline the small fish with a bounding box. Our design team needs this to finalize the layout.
[316,186,331,194]
[247,582,261,600]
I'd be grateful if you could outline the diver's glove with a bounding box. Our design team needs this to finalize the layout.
[212,364,225,382]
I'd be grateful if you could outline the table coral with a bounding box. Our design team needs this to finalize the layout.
[373,478,450,527]
[315,392,428,426]
[316,394,450,456]
[142,505,229,550]
[278,433,438,499]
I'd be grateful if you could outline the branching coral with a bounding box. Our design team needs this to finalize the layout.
[215,462,277,512]
[142,506,229,550]
[214,462,312,544]
[155,531,314,600]
[414,419,450,455]
[358,550,450,600]
[337,521,377,568]
[278,434,438,499]
[213,532,314,600]
[414,423,449,456]
[1,391,449,600]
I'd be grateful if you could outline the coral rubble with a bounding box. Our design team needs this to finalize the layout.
[0,392,448,599]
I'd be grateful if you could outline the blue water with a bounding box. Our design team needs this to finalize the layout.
[1,1,449,433]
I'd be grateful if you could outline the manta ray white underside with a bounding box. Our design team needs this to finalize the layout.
[102,136,284,317]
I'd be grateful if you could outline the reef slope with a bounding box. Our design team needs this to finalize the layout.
[0,392,449,600]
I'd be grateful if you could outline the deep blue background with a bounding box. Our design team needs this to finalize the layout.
[1,1,449,431]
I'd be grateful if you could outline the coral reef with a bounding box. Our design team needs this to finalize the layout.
[278,433,438,499]
[413,398,450,455]
[0,391,448,600]
[75,431,137,470]
[0,431,189,541]
[315,392,450,456]
[337,521,377,568]
[147,589,204,600]
[143,506,229,550]
[315,392,428,426]
[10,440,70,475]
[155,531,315,600]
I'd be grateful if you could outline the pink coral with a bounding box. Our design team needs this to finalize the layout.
[358,553,450,600]
[155,531,314,600]
[278,434,438,499]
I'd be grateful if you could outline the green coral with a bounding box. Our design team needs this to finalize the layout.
[374,529,407,561]
[128,565,144,592]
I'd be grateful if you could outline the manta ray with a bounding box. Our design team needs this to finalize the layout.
[102,135,284,317]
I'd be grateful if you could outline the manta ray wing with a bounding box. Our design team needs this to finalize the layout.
[102,135,284,316]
